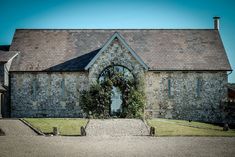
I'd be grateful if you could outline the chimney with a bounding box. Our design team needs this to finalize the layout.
[213,16,220,30]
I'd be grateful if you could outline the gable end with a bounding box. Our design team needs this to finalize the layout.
[85,32,149,71]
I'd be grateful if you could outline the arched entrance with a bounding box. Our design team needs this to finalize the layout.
[98,65,134,117]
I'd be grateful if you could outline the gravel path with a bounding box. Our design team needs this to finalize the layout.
[86,119,149,136]
[0,136,235,157]
[0,119,37,136]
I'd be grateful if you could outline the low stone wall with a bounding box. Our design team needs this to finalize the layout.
[10,72,89,117]
[145,71,228,123]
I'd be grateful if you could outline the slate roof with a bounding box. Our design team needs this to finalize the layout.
[9,29,232,71]
[0,50,19,63]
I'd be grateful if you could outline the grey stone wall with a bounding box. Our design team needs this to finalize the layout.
[10,70,229,121]
[145,71,228,123]
[10,72,89,117]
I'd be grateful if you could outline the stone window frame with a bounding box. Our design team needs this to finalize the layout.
[195,77,202,98]
[47,75,52,99]
[61,77,66,100]
[31,77,37,101]
[167,77,174,98]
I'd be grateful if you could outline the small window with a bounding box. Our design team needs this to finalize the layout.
[168,78,173,97]
[32,78,37,100]
[196,78,202,97]
[61,78,65,99]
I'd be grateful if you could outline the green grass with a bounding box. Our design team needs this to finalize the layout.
[147,118,235,136]
[23,118,88,136]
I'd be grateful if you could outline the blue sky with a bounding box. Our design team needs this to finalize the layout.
[1,0,235,82]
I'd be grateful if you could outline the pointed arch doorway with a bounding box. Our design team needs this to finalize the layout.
[98,65,134,117]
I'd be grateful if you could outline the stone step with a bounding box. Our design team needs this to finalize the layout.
[85,119,149,136]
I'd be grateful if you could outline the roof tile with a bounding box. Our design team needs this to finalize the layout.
[9,29,232,71]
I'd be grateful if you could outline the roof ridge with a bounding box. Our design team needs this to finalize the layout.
[15,28,215,31]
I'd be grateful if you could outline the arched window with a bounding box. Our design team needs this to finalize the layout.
[98,65,134,83]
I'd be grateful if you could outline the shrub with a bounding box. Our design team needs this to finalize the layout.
[79,74,145,118]
[79,83,111,118]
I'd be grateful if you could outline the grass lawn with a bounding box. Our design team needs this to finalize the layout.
[147,118,235,137]
[23,118,88,136]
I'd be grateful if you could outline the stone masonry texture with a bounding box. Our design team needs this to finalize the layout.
[88,38,145,84]
[145,71,228,122]
[10,72,88,117]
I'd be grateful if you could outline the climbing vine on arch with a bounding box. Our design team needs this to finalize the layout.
[79,66,145,118]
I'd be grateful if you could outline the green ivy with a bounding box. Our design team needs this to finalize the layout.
[79,73,145,119]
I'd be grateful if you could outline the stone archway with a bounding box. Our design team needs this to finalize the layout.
[98,65,134,117]
[82,34,147,118]
[79,63,145,118]
[98,65,134,83]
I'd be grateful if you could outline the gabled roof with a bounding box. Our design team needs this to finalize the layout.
[85,32,148,70]
[9,29,232,71]
[0,50,19,63]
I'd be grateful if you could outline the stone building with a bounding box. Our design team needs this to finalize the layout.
[0,17,232,122]
[0,49,18,117]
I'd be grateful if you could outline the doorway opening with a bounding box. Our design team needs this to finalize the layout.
[110,86,122,117]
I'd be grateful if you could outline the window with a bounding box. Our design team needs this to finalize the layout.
[61,78,66,99]
[168,78,173,97]
[196,78,202,97]
[98,65,134,83]
[32,78,37,100]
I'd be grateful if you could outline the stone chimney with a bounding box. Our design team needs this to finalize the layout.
[213,16,220,30]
